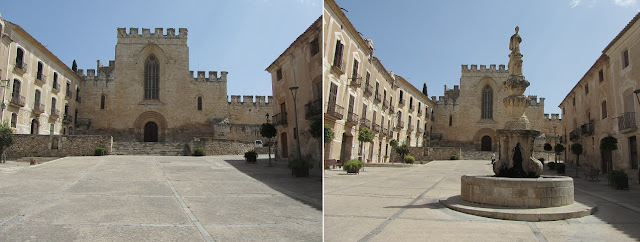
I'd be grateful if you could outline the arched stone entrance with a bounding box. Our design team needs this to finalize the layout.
[481,136,492,151]
[144,122,159,142]
[134,111,167,142]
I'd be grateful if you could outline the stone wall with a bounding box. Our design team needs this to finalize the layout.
[6,134,113,159]
[427,147,462,160]
[188,137,269,156]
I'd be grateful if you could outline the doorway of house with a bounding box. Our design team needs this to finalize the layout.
[144,122,158,142]
[280,132,288,158]
[481,135,492,151]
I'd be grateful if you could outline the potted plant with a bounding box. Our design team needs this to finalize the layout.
[343,159,363,174]
[554,143,565,164]
[608,170,629,190]
[547,162,557,170]
[288,157,313,177]
[556,163,566,174]
[383,155,389,163]
[404,155,415,164]
[244,150,258,163]
[260,122,277,167]
[358,127,374,161]
[395,142,410,162]
[571,143,583,177]
[450,154,458,160]
[193,147,205,156]
[94,147,106,156]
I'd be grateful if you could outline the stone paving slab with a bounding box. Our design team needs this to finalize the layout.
[324,159,640,241]
[0,224,203,242]
[205,223,322,242]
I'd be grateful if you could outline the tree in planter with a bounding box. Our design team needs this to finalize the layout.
[260,122,277,167]
[389,139,398,162]
[323,124,334,157]
[358,127,374,162]
[544,143,552,161]
[600,135,618,173]
[554,143,565,163]
[309,118,322,161]
[395,142,410,162]
[0,122,15,163]
[570,143,583,178]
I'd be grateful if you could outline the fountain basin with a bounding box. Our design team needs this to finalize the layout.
[461,175,574,208]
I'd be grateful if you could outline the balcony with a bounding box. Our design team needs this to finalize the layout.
[35,74,47,85]
[569,129,580,141]
[331,59,346,75]
[372,123,380,133]
[273,112,288,126]
[382,100,389,110]
[389,105,395,113]
[417,128,424,135]
[66,89,72,99]
[14,62,27,74]
[345,112,359,126]
[9,95,26,107]
[52,83,60,93]
[63,114,73,123]
[408,125,414,132]
[325,102,344,120]
[418,108,422,115]
[424,131,430,137]
[360,118,371,129]
[349,75,361,87]
[580,120,595,136]
[395,121,404,130]
[33,103,45,114]
[304,99,321,120]
[363,84,373,96]
[618,112,637,133]
[409,104,414,112]
[398,98,405,107]
[383,127,389,136]
[50,109,60,118]
[374,93,381,103]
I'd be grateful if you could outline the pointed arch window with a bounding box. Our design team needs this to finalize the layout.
[481,85,493,119]
[144,55,159,99]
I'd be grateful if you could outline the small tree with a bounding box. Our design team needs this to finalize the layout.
[324,124,334,144]
[571,143,583,177]
[358,127,374,162]
[395,141,410,161]
[554,143,565,162]
[260,122,277,167]
[544,143,552,161]
[389,139,398,148]
[600,135,618,173]
[0,122,15,163]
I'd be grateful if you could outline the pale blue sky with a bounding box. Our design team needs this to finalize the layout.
[335,0,639,115]
[1,0,320,99]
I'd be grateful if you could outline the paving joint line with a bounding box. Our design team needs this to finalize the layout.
[527,222,548,242]
[357,162,461,242]
[0,158,106,232]
[325,165,427,195]
[574,187,640,214]
[154,157,215,242]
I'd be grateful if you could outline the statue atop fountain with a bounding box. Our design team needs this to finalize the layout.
[493,26,543,178]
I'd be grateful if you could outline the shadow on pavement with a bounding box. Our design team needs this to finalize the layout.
[222,157,322,211]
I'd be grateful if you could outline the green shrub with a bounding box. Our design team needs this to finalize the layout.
[450,154,458,160]
[94,147,106,156]
[607,169,628,182]
[343,159,363,171]
[193,147,205,156]
[288,157,313,170]
[244,150,258,160]
[404,156,415,164]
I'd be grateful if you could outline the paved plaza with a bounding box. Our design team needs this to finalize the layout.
[0,155,322,241]
[325,160,640,241]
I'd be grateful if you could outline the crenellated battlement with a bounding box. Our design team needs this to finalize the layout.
[527,95,545,106]
[190,71,228,82]
[117,27,187,39]
[77,60,116,83]
[228,95,273,106]
[461,64,507,73]
[544,113,561,121]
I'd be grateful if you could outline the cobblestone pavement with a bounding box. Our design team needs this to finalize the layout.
[0,155,322,241]
[324,160,640,242]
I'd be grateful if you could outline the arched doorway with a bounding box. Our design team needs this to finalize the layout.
[144,122,158,142]
[280,132,288,158]
[31,119,39,134]
[481,135,492,151]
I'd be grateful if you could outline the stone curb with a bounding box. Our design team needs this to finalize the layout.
[439,195,596,222]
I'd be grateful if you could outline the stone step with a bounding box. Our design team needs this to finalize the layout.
[111,142,188,156]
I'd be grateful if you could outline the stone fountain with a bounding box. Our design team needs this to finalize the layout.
[439,27,595,221]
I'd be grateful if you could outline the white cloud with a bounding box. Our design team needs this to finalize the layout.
[571,0,582,7]
[614,0,637,7]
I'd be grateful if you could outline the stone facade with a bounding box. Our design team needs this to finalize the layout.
[0,18,82,136]
[266,17,322,162]
[6,134,112,159]
[323,0,435,163]
[559,12,640,182]
[431,65,561,152]
[189,137,269,156]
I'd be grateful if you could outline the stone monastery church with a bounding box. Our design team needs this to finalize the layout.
[73,27,272,143]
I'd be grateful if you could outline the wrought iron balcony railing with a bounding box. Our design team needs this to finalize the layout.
[363,84,373,96]
[360,118,371,129]
[33,103,45,114]
[273,112,288,126]
[580,120,595,136]
[374,93,381,103]
[304,99,321,119]
[332,59,346,75]
[618,112,637,133]
[9,95,26,107]
[346,112,359,126]
[325,102,344,120]
[63,114,73,123]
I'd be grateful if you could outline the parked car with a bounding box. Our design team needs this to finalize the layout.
[254,140,264,148]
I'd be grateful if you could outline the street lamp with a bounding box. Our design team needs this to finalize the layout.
[0,78,9,123]
[633,89,640,184]
[289,86,302,158]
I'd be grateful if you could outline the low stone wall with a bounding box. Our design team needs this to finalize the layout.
[428,147,462,160]
[6,134,113,159]
[461,175,574,208]
[189,137,269,156]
